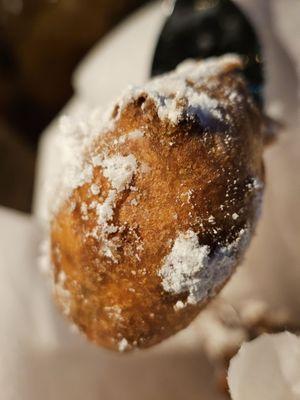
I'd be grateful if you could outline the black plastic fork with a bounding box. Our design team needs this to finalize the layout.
[151,0,264,106]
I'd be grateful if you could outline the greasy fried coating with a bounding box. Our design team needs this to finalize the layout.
[49,55,267,351]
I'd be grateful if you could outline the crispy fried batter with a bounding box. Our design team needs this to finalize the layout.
[50,56,266,351]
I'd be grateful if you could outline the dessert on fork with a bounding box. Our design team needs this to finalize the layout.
[45,54,273,351]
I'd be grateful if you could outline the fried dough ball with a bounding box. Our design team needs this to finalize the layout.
[49,55,268,351]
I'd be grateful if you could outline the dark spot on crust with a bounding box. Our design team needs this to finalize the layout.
[112,105,120,119]
[136,95,146,108]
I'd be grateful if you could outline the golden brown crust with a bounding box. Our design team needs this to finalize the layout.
[50,57,265,351]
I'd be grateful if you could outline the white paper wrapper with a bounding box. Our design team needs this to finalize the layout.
[228,332,300,400]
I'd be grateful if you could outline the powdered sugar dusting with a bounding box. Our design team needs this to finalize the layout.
[159,227,250,305]
[113,129,144,146]
[174,300,185,311]
[114,54,242,125]
[49,107,113,216]
[90,183,100,195]
[159,230,210,301]
[88,154,138,261]
[96,190,116,226]
[175,54,241,81]
[126,129,144,141]
[55,270,71,316]
[100,154,137,191]
[118,338,129,352]
[95,154,137,229]
[188,91,222,120]
[104,305,123,321]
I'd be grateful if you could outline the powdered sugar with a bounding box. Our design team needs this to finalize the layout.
[159,230,210,301]
[114,54,242,125]
[49,107,113,216]
[118,338,129,352]
[113,129,144,145]
[188,92,222,120]
[104,305,123,321]
[80,202,89,221]
[125,129,144,141]
[96,190,116,226]
[55,270,71,316]
[159,228,250,305]
[175,54,241,82]
[89,154,138,260]
[174,300,185,312]
[100,154,137,191]
[96,154,137,228]
[90,183,100,195]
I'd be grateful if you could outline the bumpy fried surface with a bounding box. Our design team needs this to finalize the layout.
[50,56,266,351]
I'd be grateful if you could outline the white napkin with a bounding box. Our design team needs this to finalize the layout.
[228,332,300,400]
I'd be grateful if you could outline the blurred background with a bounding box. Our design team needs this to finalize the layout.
[0,0,147,212]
